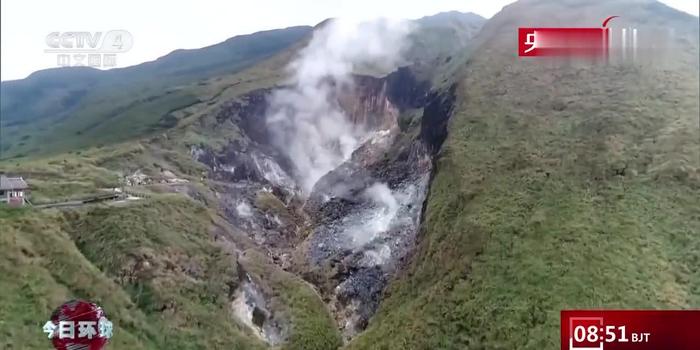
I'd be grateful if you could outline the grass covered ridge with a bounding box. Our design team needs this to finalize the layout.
[347,46,699,349]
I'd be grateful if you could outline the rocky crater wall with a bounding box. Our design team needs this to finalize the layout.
[190,66,455,343]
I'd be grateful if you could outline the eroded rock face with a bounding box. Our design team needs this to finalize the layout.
[191,67,453,342]
[231,267,288,345]
[192,142,300,249]
[306,137,432,339]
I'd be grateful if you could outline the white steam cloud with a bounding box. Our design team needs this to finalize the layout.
[351,183,400,246]
[266,18,413,194]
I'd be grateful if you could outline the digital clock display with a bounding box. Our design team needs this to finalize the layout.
[561,310,700,350]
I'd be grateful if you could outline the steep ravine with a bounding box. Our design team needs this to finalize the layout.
[191,66,456,344]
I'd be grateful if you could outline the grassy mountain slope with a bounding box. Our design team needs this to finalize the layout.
[0,152,342,349]
[1,198,276,349]
[0,26,311,159]
[348,1,700,349]
[0,26,343,345]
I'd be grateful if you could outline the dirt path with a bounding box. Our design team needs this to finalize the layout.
[33,192,139,209]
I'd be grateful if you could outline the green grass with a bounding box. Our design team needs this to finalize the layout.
[347,9,699,347]
[0,196,270,349]
[1,87,201,158]
[61,196,267,349]
[0,208,160,349]
[0,152,121,203]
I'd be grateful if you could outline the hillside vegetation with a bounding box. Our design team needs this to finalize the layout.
[1,193,277,349]
[0,136,343,349]
[348,1,700,349]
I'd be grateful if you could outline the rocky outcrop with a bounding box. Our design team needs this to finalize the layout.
[231,268,288,345]
[303,133,433,339]
[420,83,457,154]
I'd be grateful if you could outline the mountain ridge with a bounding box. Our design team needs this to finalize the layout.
[0,12,485,160]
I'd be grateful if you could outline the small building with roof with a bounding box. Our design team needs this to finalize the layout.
[0,175,29,207]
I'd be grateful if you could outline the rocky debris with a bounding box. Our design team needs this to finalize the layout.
[192,143,298,197]
[124,170,151,186]
[192,140,303,248]
[305,139,432,338]
[216,89,273,146]
[212,182,301,249]
[231,271,287,346]
[161,169,177,179]
[333,266,386,338]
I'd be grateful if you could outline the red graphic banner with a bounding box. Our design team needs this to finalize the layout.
[561,310,700,350]
[519,16,617,57]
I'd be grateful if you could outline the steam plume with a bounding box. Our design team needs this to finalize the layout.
[266,18,412,193]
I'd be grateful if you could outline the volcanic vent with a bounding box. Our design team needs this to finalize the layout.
[191,18,456,342]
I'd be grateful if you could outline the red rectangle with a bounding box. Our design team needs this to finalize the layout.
[561,310,700,350]
[519,28,609,57]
